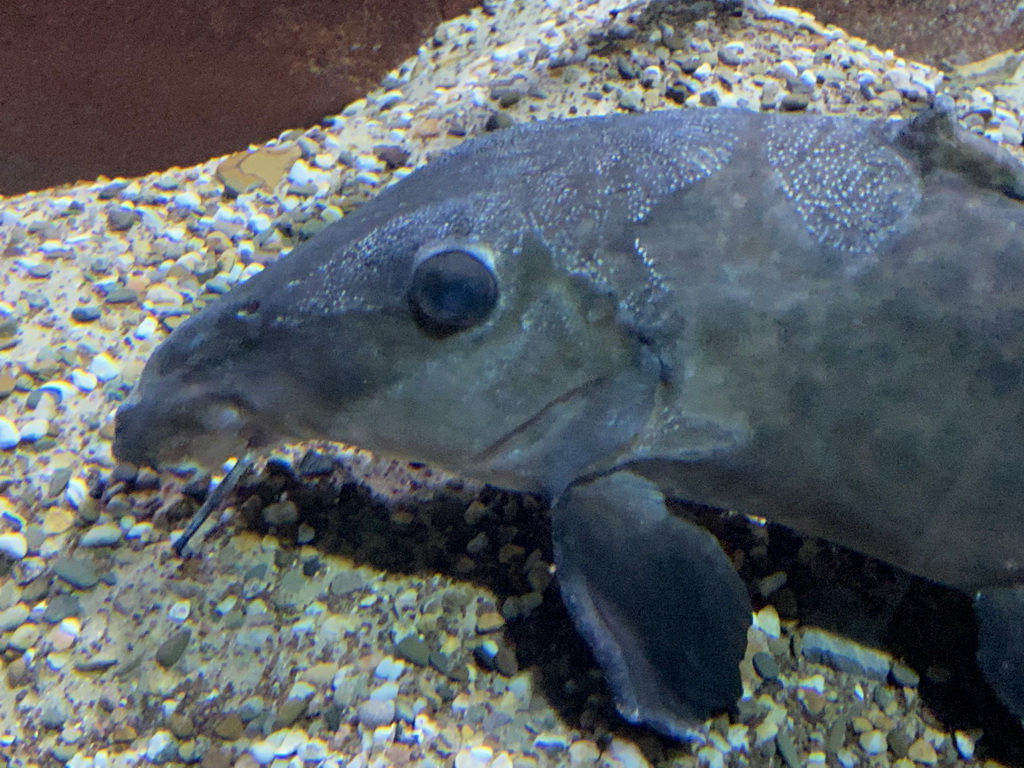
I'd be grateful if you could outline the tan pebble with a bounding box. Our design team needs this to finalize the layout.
[802,689,825,715]
[567,739,600,766]
[893,760,916,768]
[300,662,339,686]
[9,622,40,651]
[907,738,938,765]
[48,624,76,652]
[125,275,149,294]
[0,602,30,632]
[476,610,505,633]
[112,723,137,742]
[859,729,887,756]
[42,507,75,535]
[214,713,245,740]
[233,753,261,768]
[852,716,873,733]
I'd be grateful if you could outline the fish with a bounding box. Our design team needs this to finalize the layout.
[113,103,1024,738]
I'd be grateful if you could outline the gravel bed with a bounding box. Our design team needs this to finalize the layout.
[0,0,1023,766]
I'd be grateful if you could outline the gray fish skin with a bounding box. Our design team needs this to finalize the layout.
[114,106,1024,736]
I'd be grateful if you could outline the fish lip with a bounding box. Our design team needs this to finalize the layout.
[470,376,607,466]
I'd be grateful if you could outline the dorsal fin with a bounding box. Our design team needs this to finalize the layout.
[890,100,1024,200]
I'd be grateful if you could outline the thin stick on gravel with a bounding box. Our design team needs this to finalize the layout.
[174,456,255,557]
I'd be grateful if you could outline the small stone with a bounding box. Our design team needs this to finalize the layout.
[395,635,431,667]
[214,714,245,740]
[0,532,28,560]
[780,93,811,111]
[890,661,920,687]
[476,611,505,633]
[273,697,308,729]
[568,739,600,766]
[0,603,30,631]
[907,738,938,764]
[753,651,780,681]
[0,418,19,449]
[107,206,139,231]
[155,628,191,668]
[79,523,122,548]
[859,730,887,756]
[357,698,395,729]
[52,556,100,589]
[104,287,138,305]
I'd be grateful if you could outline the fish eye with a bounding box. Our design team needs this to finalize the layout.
[408,248,498,336]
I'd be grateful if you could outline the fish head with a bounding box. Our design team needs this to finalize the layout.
[114,133,659,493]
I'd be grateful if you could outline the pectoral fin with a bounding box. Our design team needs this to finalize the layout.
[552,471,751,738]
[975,585,1024,721]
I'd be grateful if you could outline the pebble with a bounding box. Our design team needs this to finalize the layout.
[0,532,28,560]
[0,418,19,449]
[78,523,122,548]
[155,628,191,668]
[357,698,395,728]
[19,418,49,442]
[88,353,120,381]
[69,369,98,392]
[801,627,891,680]
[0,603,30,631]
[53,556,100,589]
[859,730,887,756]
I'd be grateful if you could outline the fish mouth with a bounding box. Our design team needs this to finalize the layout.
[469,376,608,474]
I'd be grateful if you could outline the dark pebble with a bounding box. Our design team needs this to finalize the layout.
[484,113,515,132]
[71,306,102,323]
[490,87,524,107]
[111,463,139,484]
[107,206,139,231]
[97,181,129,200]
[47,467,73,497]
[74,657,119,672]
[21,575,51,603]
[780,93,811,111]
[395,635,431,667]
[373,145,410,170]
[298,450,335,476]
[666,80,694,104]
[181,472,211,502]
[891,660,920,687]
[53,556,100,589]
[753,651,781,681]
[103,287,138,305]
[155,628,191,668]
[42,593,80,624]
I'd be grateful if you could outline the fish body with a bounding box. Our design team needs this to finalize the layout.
[114,106,1024,736]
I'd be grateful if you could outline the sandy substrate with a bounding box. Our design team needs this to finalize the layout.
[1,0,1024,766]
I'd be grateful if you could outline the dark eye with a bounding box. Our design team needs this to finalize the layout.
[409,249,498,336]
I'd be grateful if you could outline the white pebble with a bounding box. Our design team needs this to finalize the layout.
[288,159,314,185]
[65,478,88,509]
[134,316,158,340]
[954,731,976,760]
[168,600,191,622]
[38,380,75,403]
[89,353,120,382]
[125,522,154,542]
[0,418,20,449]
[145,731,174,762]
[374,657,406,681]
[173,191,202,211]
[0,532,28,560]
[70,369,98,392]
[19,418,49,442]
